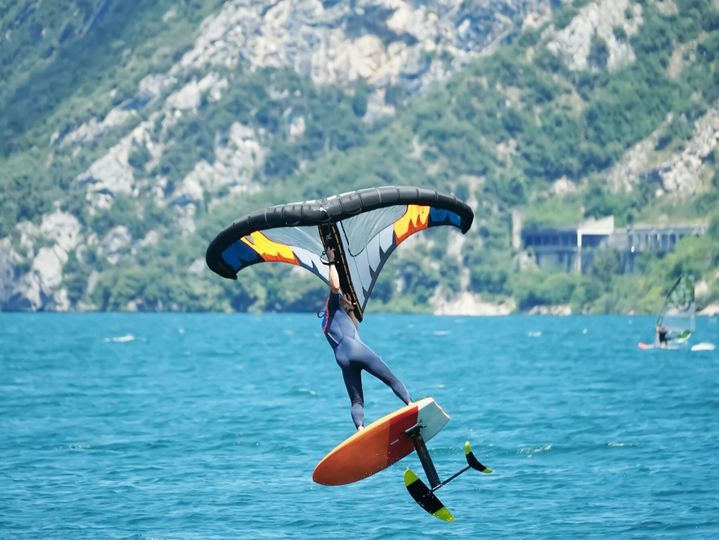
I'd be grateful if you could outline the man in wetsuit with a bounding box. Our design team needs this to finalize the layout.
[656,324,670,347]
[322,247,412,430]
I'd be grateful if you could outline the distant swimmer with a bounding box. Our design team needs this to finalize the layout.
[321,247,412,430]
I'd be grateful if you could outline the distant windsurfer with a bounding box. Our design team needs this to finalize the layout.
[656,324,670,347]
[322,247,412,430]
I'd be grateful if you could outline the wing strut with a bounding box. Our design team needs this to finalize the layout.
[318,223,364,321]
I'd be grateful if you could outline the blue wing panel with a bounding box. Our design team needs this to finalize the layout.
[222,240,263,272]
[428,208,462,228]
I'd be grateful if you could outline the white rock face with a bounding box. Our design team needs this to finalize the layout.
[365,87,396,120]
[387,2,433,38]
[86,270,101,296]
[5,257,55,312]
[432,291,514,315]
[138,72,177,102]
[99,226,132,265]
[58,108,137,146]
[171,122,265,234]
[68,0,547,237]
[79,146,136,211]
[528,304,572,315]
[187,258,207,276]
[10,272,45,311]
[606,132,659,192]
[165,73,228,112]
[32,247,66,290]
[667,39,697,80]
[171,176,205,208]
[547,0,642,72]
[179,122,267,197]
[699,303,719,316]
[41,211,82,253]
[655,0,678,16]
[77,118,157,211]
[523,9,551,30]
[174,0,541,92]
[288,114,306,139]
[0,238,19,305]
[1,212,83,311]
[608,104,719,196]
[138,230,161,248]
[696,279,710,298]
[658,107,719,195]
[16,221,37,257]
[551,177,578,196]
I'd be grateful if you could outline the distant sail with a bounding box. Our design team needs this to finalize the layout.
[658,274,696,343]
[205,186,473,320]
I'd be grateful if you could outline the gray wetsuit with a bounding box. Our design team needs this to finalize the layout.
[322,292,411,428]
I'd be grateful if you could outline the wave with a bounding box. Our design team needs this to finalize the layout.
[103,334,135,343]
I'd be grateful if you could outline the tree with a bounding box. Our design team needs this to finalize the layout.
[352,84,369,118]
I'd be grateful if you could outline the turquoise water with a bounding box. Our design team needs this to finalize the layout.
[1,313,718,538]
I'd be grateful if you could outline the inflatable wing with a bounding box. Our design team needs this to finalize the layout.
[206,186,473,320]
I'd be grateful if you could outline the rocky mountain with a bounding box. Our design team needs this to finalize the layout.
[1,0,718,313]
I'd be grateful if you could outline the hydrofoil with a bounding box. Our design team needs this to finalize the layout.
[313,397,492,521]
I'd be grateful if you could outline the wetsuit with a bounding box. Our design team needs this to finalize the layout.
[322,292,411,428]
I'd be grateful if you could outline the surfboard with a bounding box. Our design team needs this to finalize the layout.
[639,342,685,350]
[313,397,450,486]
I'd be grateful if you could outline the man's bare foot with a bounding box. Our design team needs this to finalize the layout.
[357,425,365,431]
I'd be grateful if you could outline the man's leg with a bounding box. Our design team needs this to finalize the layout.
[336,350,365,429]
[349,339,411,405]
[342,368,365,429]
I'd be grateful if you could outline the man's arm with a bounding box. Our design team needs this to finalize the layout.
[327,247,341,293]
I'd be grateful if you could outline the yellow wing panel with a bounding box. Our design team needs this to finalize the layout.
[241,231,299,265]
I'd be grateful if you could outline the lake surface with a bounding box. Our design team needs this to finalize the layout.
[1,313,718,538]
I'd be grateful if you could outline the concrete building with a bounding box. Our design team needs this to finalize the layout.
[521,216,707,274]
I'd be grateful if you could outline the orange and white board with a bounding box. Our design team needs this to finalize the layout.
[312,397,450,486]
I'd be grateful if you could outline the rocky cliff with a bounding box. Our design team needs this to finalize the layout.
[1,0,552,310]
[1,0,717,313]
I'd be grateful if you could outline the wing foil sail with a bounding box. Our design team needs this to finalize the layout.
[658,274,696,343]
[206,186,473,318]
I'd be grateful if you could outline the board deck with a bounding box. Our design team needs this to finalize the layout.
[639,342,686,350]
[313,397,450,486]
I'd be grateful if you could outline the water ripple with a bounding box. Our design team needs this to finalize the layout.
[1,313,718,538]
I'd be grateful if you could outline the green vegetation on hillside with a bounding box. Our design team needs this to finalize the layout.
[1,0,719,313]
[0,0,223,237]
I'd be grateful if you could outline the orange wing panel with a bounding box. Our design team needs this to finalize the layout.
[313,403,420,485]
[393,204,430,245]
